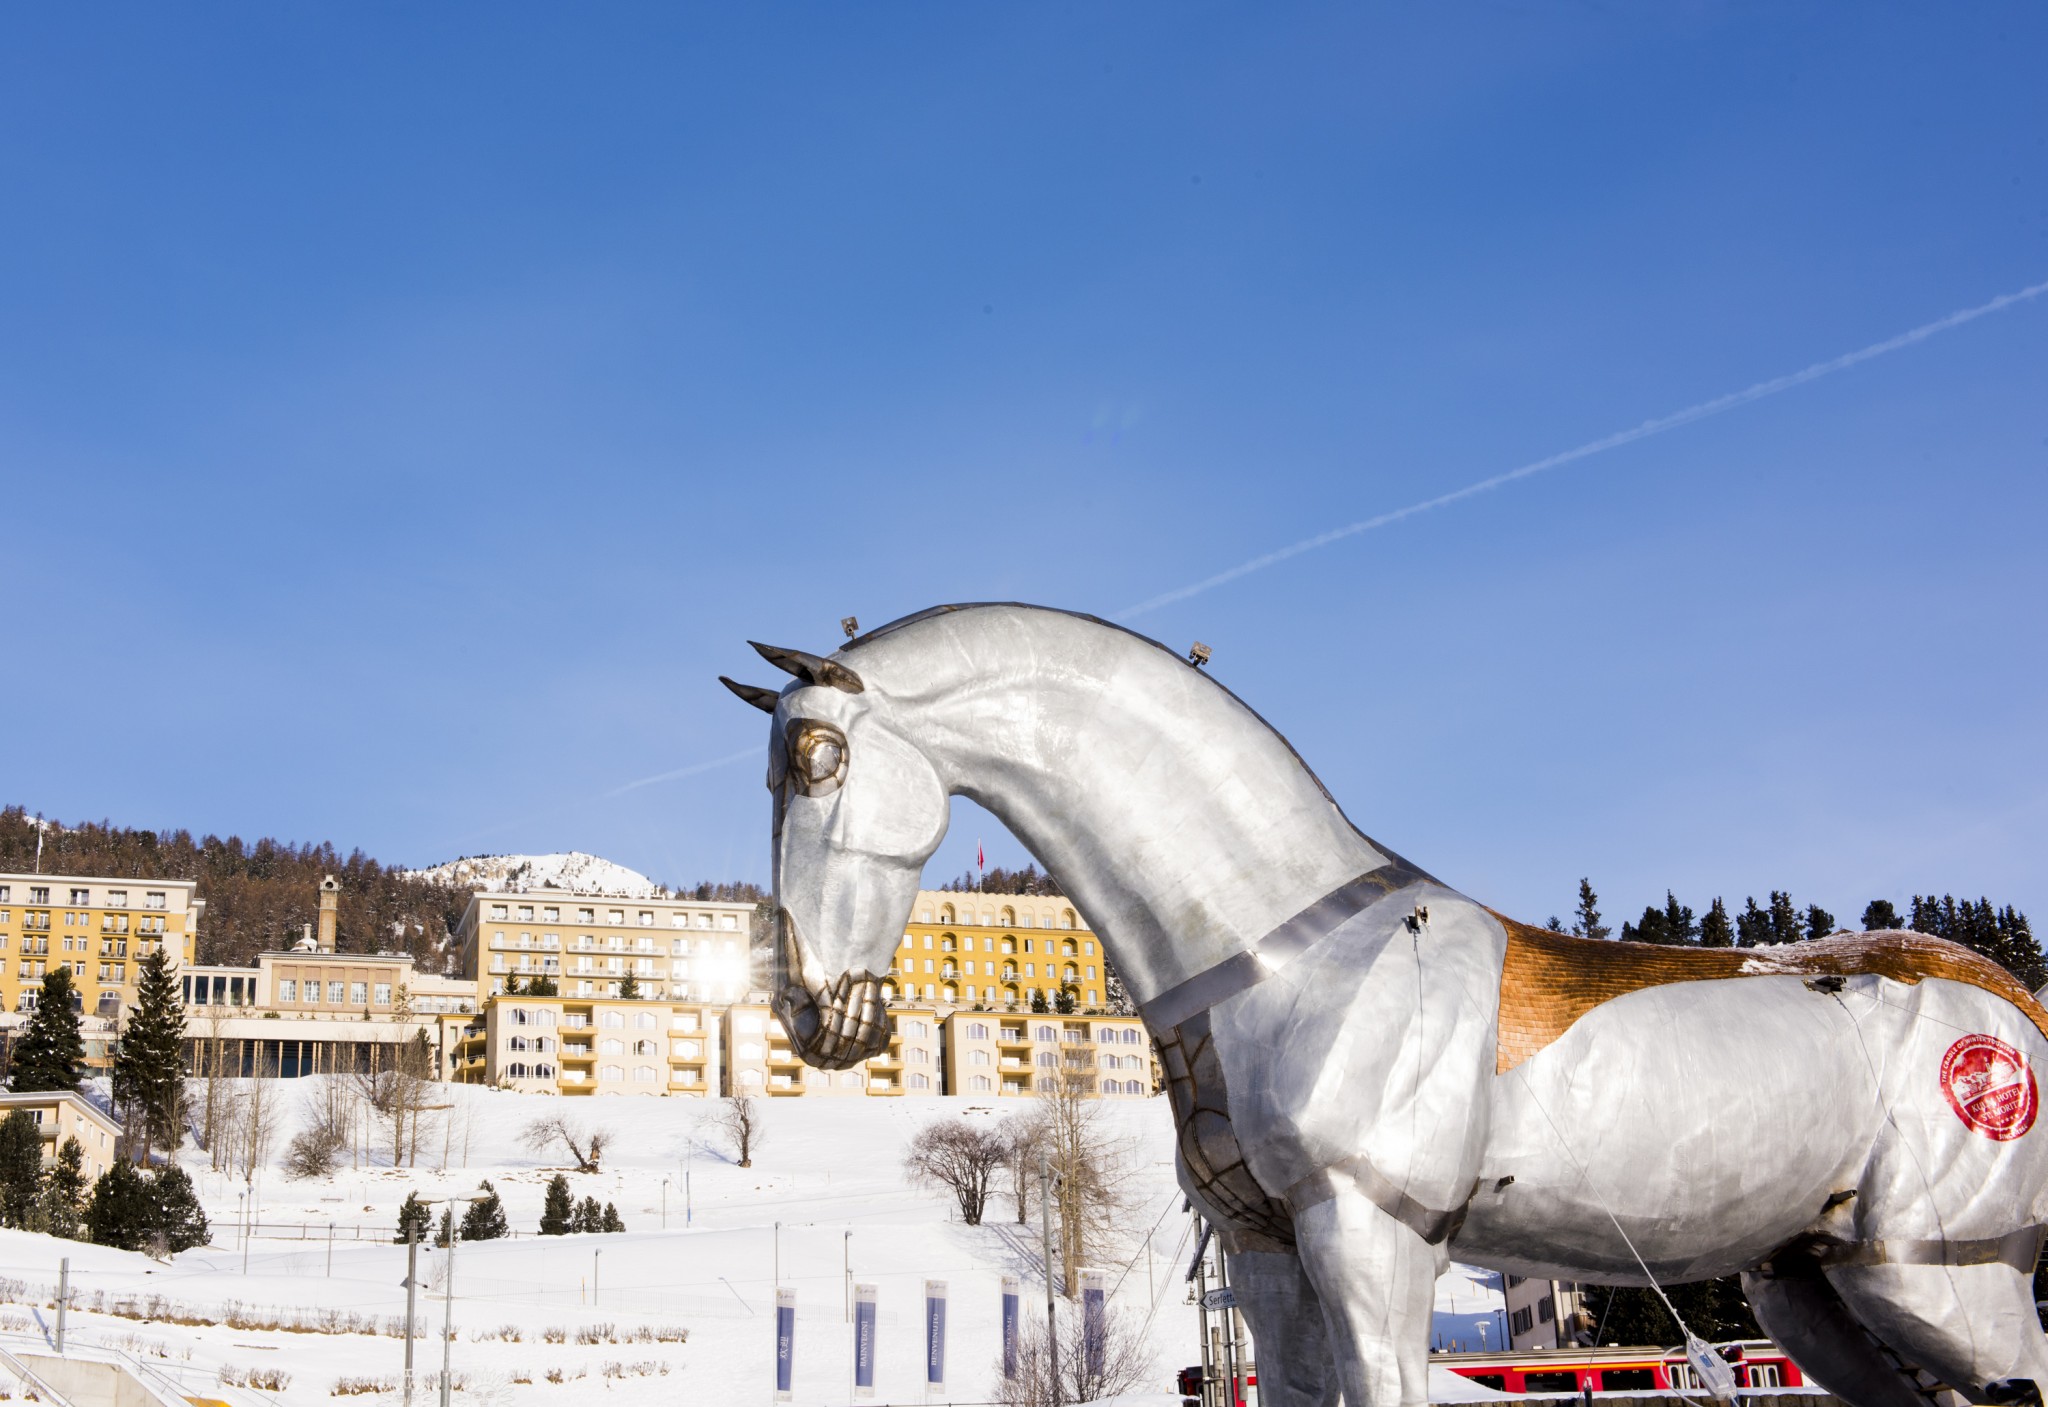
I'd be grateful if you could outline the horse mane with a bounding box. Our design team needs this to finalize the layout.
[837,600,1360,819]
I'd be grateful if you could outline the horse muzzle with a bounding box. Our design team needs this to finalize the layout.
[770,912,889,1070]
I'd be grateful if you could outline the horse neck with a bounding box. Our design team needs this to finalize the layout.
[915,669,1391,1010]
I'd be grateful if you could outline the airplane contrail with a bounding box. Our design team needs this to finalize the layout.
[1118,276,2048,621]
[603,747,760,798]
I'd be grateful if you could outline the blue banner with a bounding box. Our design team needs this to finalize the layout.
[1000,1273,1021,1380]
[853,1283,877,1398]
[1081,1268,1107,1379]
[924,1279,947,1394]
[774,1287,796,1401]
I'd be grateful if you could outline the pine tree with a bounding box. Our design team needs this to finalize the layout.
[1999,907,2046,991]
[396,1191,433,1245]
[503,975,523,995]
[435,1204,453,1248]
[1573,880,1610,942]
[1698,898,1733,949]
[539,1175,574,1235]
[1623,892,1696,946]
[601,1202,624,1234]
[11,969,85,1092]
[1767,892,1803,945]
[151,1164,210,1252]
[1030,988,1049,1013]
[527,975,558,997]
[1805,905,1836,940]
[1545,916,1567,934]
[617,971,641,1000]
[1053,986,1077,1014]
[85,1161,152,1251]
[113,948,186,1166]
[573,1196,604,1233]
[1862,899,1902,932]
[460,1180,509,1241]
[35,1136,88,1239]
[0,1111,44,1227]
[1735,897,1771,948]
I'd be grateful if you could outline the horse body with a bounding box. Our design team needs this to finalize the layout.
[735,603,2048,1407]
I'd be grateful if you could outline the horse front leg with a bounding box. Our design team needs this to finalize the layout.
[1292,1187,1444,1407]
[1224,1234,1340,1407]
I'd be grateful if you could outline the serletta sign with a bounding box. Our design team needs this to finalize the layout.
[737,603,2048,1407]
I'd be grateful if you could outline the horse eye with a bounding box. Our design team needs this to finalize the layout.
[785,720,848,797]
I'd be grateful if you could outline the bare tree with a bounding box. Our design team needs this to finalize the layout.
[196,1009,234,1171]
[231,1050,280,1181]
[1006,1116,1046,1225]
[712,1093,762,1168]
[1031,1073,1137,1296]
[521,1114,610,1173]
[994,1300,1156,1407]
[353,1033,442,1168]
[283,1079,353,1180]
[905,1118,1009,1225]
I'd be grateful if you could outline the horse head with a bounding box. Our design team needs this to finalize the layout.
[721,640,949,1069]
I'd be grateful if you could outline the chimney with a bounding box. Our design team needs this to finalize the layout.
[317,875,341,953]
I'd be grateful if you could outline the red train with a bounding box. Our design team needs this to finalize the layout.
[1438,1340,1808,1394]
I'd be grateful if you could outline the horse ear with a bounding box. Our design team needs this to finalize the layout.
[747,642,866,694]
[719,677,781,713]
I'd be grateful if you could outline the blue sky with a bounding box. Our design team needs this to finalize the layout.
[4,5,2043,929]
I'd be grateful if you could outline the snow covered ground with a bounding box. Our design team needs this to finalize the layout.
[0,1082,1513,1405]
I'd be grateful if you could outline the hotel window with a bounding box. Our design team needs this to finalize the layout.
[70,888,91,906]
[671,1013,699,1031]
[303,983,319,1004]
[327,981,345,1003]
[349,982,366,1005]
[106,890,127,908]
[601,1065,623,1082]
[278,980,296,1002]
[908,1072,930,1090]
[374,983,392,1006]
[720,915,737,930]
[971,1075,992,1092]
[490,905,508,921]
[607,910,624,926]
[577,908,594,923]
[30,887,50,905]
[517,906,534,922]
[970,1050,991,1065]
[673,1040,700,1058]
[543,907,559,922]
[638,911,653,927]
[633,1066,657,1081]
[0,885,8,901]
[697,914,712,929]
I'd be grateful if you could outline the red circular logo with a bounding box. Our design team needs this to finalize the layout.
[1941,1035,2037,1141]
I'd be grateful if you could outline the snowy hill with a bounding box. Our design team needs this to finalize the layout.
[0,1085,1514,1406]
[406,851,665,898]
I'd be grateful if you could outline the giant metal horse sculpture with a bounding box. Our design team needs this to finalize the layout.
[722,602,2048,1407]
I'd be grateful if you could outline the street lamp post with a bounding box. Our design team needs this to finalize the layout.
[429,1188,491,1407]
[661,1177,669,1231]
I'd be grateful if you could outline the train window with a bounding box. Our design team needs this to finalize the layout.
[1603,1369,1657,1390]
[1466,1375,1506,1392]
[1523,1372,1579,1392]
[1747,1365,1782,1388]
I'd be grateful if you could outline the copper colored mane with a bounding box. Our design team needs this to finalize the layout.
[1492,918,2048,1075]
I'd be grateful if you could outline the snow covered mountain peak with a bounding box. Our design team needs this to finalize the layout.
[405,851,665,898]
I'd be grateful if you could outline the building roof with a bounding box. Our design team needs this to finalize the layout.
[0,1090,123,1136]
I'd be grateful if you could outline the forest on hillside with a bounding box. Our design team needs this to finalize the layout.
[1,807,765,972]
[1,807,471,969]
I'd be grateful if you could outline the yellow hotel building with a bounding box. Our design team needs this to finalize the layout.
[892,889,1109,1011]
[0,873,199,1019]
